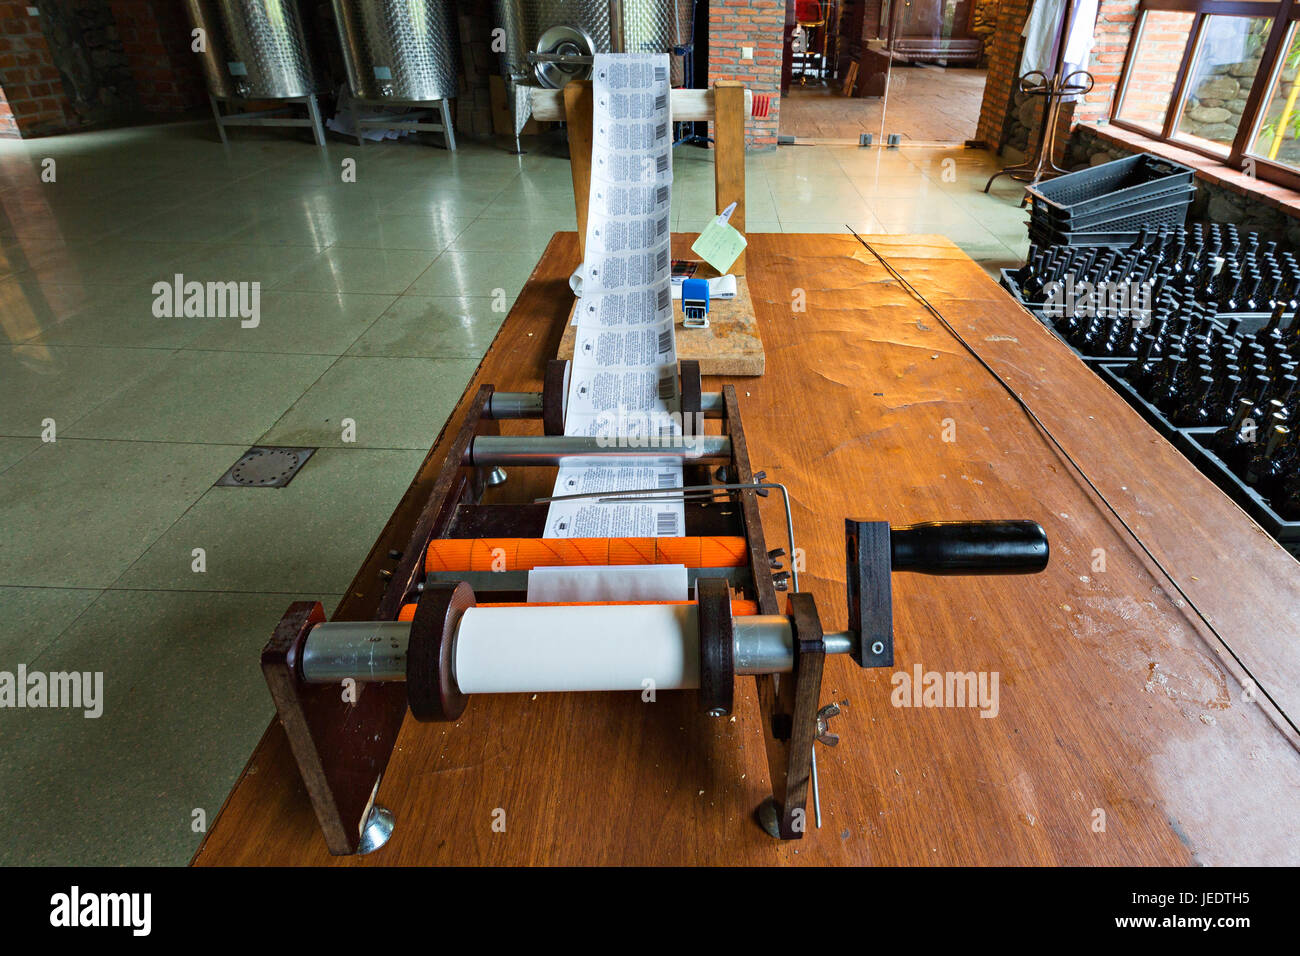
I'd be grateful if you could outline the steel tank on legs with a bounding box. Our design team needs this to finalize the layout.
[330,0,460,101]
[186,0,324,100]
[492,0,685,88]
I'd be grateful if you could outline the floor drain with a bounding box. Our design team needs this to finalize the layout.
[216,446,316,488]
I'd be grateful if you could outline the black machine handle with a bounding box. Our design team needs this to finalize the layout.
[889,520,1049,575]
[845,518,1049,668]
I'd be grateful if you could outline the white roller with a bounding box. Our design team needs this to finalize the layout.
[453,603,700,694]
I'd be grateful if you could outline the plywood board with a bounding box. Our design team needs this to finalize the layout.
[559,269,765,376]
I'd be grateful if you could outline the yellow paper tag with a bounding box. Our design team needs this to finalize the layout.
[691,217,747,274]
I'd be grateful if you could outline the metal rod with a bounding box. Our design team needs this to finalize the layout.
[466,435,731,466]
[485,392,543,419]
[485,391,725,421]
[539,482,801,592]
[811,747,822,829]
[301,615,856,685]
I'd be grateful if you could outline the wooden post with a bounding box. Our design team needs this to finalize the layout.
[563,80,595,260]
[712,80,747,275]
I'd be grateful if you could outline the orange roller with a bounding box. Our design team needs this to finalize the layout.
[607,538,657,565]
[424,537,748,573]
[655,537,702,567]
[701,536,748,567]
[423,538,473,572]
[470,538,520,572]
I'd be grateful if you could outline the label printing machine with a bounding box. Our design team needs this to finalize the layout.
[262,360,1050,855]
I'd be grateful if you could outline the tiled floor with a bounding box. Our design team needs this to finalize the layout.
[0,121,1031,865]
[780,66,988,143]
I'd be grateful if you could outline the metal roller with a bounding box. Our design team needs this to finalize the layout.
[464,435,732,466]
[485,390,726,421]
[299,585,856,695]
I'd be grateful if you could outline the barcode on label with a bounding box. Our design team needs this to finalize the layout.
[656,472,678,488]
[655,512,679,536]
[656,122,667,140]
[656,249,669,272]
[656,154,669,173]
[656,186,670,205]
[657,287,671,310]
[654,93,667,111]
[656,215,668,237]
[654,66,667,82]
[657,371,676,400]
[657,329,672,353]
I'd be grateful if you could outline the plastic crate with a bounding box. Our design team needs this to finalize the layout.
[1184,430,1300,553]
[1029,195,1192,247]
[1093,365,1299,555]
[1029,184,1196,233]
[1026,153,1196,224]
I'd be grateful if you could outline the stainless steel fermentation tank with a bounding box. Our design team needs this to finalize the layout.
[329,0,459,148]
[494,0,691,152]
[185,0,327,145]
[331,0,458,101]
[493,0,689,87]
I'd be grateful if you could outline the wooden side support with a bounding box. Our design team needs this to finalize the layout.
[712,80,747,275]
[260,386,496,854]
[563,81,595,261]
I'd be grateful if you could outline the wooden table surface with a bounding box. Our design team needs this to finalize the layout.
[194,233,1300,866]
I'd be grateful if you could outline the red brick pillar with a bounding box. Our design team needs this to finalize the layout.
[709,0,786,148]
[975,0,1032,149]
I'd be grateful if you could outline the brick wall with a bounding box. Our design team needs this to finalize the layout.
[1076,0,1142,125]
[709,0,785,148]
[0,0,206,139]
[108,0,206,113]
[0,82,14,135]
[456,6,493,139]
[0,2,70,137]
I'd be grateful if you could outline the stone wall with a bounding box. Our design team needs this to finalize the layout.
[970,0,999,67]
[1178,32,1300,167]
[1065,124,1300,247]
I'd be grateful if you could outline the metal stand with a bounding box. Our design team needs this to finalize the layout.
[208,92,326,147]
[344,92,457,150]
[984,0,1093,194]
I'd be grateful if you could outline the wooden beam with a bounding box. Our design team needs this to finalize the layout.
[713,80,747,275]
[530,85,752,122]
[562,80,594,260]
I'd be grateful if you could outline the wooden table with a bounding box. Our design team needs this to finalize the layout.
[194,234,1300,866]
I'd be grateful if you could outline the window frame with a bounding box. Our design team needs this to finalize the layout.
[1110,0,1300,189]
